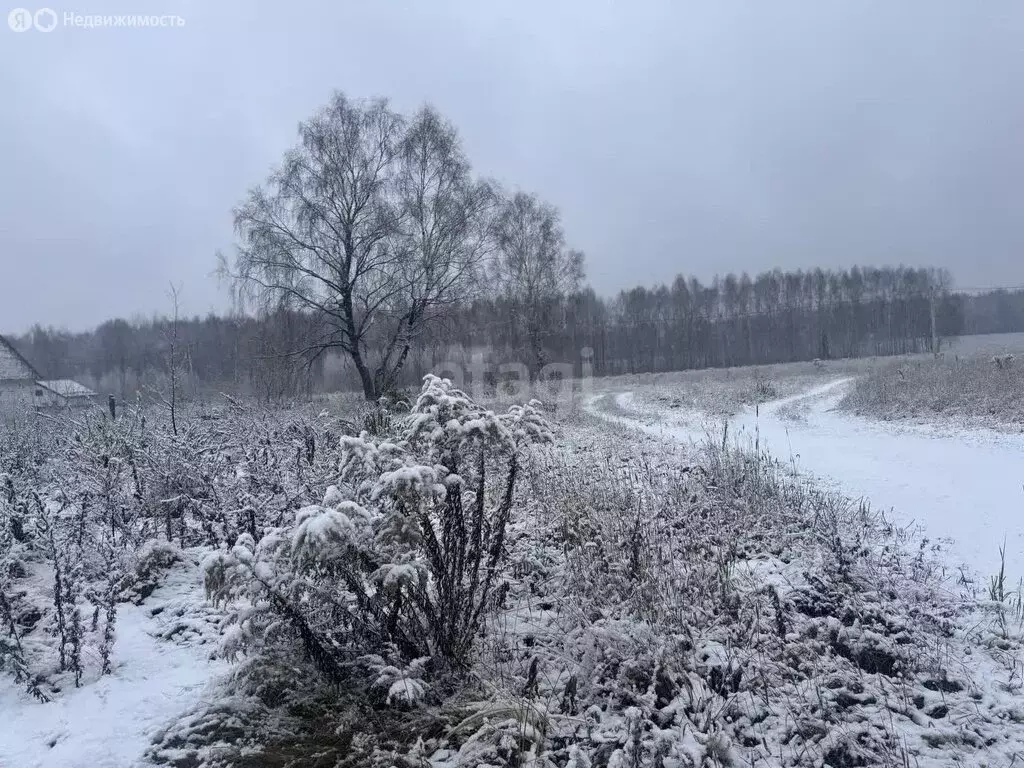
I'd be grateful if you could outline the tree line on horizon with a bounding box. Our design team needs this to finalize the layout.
[10,264,1023,404]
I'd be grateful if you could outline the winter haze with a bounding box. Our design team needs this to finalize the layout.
[2,0,1023,331]
[7,4,1024,767]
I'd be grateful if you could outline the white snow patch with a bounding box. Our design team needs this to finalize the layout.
[0,557,228,768]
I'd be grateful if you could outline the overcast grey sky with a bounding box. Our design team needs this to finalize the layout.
[1,0,1022,332]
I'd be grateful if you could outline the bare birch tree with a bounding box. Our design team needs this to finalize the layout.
[491,192,585,377]
[225,93,492,400]
[162,283,182,435]
[381,106,496,388]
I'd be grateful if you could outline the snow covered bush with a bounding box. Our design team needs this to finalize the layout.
[0,436,131,699]
[367,655,430,707]
[121,538,182,604]
[0,397,345,705]
[205,375,553,692]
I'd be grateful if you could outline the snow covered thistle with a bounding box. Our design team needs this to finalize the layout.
[205,375,553,690]
[369,374,553,667]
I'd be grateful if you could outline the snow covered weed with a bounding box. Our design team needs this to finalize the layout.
[463,415,1024,767]
[204,376,551,680]
[841,354,1024,429]
[7,376,1024,767]
[0,398,348,705]
[188,375,554,754]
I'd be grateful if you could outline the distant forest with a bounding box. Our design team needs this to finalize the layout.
[7,265,1022,402]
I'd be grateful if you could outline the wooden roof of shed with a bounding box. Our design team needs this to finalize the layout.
[0,335,39,381]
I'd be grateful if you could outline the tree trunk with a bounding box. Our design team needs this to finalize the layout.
[528,322,546,382]
[350,348,377,401]
[379,343,413,395]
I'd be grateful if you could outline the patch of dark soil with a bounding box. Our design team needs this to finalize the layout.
[922,678,963,693]
[831,639,900,676]
[823,743,871,767]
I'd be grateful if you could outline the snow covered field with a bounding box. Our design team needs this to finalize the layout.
[2,372,1024,767]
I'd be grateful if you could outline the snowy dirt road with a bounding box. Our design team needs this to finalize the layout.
[601,377,1024,586]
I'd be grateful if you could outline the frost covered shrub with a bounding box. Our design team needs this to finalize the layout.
[0,396,353,706]
[361,394,409,436]
[121,538,182,604]
[750,376,778,402]
[205,375,552,688]
[495,429,977,768]
[0,462,132,698]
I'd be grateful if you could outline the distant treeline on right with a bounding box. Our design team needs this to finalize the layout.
[958,286,1024,337]
[443,265,966,377]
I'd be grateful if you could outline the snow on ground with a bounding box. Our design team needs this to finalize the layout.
[598,376,1024,586]
[576,395,1024,766]
[5,377,1023,767]
[0,554,227,768]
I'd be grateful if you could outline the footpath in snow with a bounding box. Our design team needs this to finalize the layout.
[0,555,227,768]
[602,378,1024,586]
